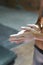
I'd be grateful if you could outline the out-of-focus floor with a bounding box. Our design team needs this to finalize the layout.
[0,6,38,65]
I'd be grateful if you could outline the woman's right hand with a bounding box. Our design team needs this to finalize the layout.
[9,28,34,44]
[9,24,40,44]
[9,35,25,44]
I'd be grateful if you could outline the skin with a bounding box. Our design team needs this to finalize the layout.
[9,17,43,50]
[35,17,43,50]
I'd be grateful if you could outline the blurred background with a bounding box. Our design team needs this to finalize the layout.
[0,0,41,65]
[0,0,40,30]
[0,0,40,10]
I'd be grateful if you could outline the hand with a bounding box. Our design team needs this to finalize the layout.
[9,30,25,43]
[27,24,43,41]
[9,34,25,44]
[27,24,40,31]
[21,25,41,35]
[9,24,41,44]
[9,29,34,44]
[21,24,43,41]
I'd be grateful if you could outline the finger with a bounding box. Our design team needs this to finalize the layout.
[27,24,39,28]
[10,38,24,44]
[9,36,25,43]
[21,26,32,31]
[14,39,24,44]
